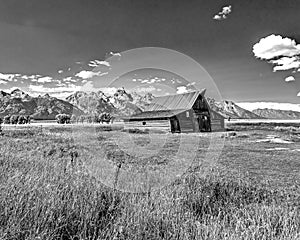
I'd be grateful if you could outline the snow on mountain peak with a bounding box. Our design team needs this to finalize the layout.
[236,102,300,113]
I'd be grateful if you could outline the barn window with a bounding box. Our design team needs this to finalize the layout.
[186,111,190,118]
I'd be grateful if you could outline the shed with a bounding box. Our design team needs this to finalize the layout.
[123,89,225,133]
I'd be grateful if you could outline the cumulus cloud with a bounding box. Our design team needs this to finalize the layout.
[105,51,122,60]
[271,57,300,72]
[0,80,7,84]
[187,82,196,86]
[213,15,222,20]
[98,87,118,96]
[108,51,121,57]
[75,70,104,79]
[134,86,157,93]
[285,76,295,82]
[253,35,300,60]
[0,73,16,81]
[37,76,53,83]
[253,34,300,72]
[135,76,166,84]
[213,5,232,20]
[176,86,193,94]
[88,60,110,68]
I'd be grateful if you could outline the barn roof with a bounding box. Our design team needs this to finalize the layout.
[123,109,186,121]
[122,89,224,122]
[145,89,206,111]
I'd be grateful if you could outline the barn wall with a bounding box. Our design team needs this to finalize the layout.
[124,120,171,132]
[210,119,224,131]
[176,111,195,132]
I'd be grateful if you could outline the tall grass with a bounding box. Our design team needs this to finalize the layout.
[1,129,300,239]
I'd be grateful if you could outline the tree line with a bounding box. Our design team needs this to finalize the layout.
[0,115,31,125]
[0,113,115,126]
[56,113,115,124]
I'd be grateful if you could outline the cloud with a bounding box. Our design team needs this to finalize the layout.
[75,70,104,79]
[37,76,53,83]
[98,87,118,96]
[213,5,232,20]
[176,86,193,94]
[236,102,300,112]
[213,15,222,20]
[134,86,157,93]
[253,35,300,60]
[297,92,300,97]
[187,82,196,86]
[253,34,300,72]
[271,57,300,72]
[62,77,77,83]
[285,76,296,82]
[108,51,121,57]
[0,80,7,84]
[28,83,82,99]
[88,60,110,68]
[135,76,165,84]
[0,73,17,81]
[105,51,122,60]
[29,84,81,93]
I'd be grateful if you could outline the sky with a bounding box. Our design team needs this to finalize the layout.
[0,0,300,105]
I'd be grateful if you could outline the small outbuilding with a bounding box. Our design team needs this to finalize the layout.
[123,89,225,133]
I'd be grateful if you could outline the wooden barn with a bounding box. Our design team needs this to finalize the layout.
[124,89,225,133]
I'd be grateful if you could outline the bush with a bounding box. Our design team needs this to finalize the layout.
[55,114,71,124]
[10,115,19,124]
[3,115,10,124]
[70,115,77,123]
[18,115,27,124]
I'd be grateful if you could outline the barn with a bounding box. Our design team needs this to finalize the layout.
[124,89,225,133]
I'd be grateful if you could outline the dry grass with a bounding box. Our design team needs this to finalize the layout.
[0,124,300,239]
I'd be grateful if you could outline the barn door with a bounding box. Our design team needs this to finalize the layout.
[170,118,180,133]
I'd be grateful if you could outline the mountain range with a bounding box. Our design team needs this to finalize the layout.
[0,88,299,120]
[252,109,300,119]
[0,89,83,119]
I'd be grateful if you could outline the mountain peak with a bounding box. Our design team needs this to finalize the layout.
[0,90,9,97]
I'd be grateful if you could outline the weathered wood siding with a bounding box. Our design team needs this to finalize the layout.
[210,119,224,131]
[177,111,194,132]
[124,120,171,132]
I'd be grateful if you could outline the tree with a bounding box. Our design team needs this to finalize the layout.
[71,115,77,124]
[18,115,26,124]
[3,115,10,124]
[86,115,93,124]
[100,112,114,124]
[77,115,85,124]
[55,114,71,124]
[10,115,19,124]
[25,115,31,124]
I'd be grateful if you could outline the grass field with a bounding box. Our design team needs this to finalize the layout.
[0,122,300,239]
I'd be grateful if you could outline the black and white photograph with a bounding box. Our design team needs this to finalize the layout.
[0,0,300,239]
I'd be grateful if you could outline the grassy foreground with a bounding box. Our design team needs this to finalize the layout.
[1,126,300,239]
